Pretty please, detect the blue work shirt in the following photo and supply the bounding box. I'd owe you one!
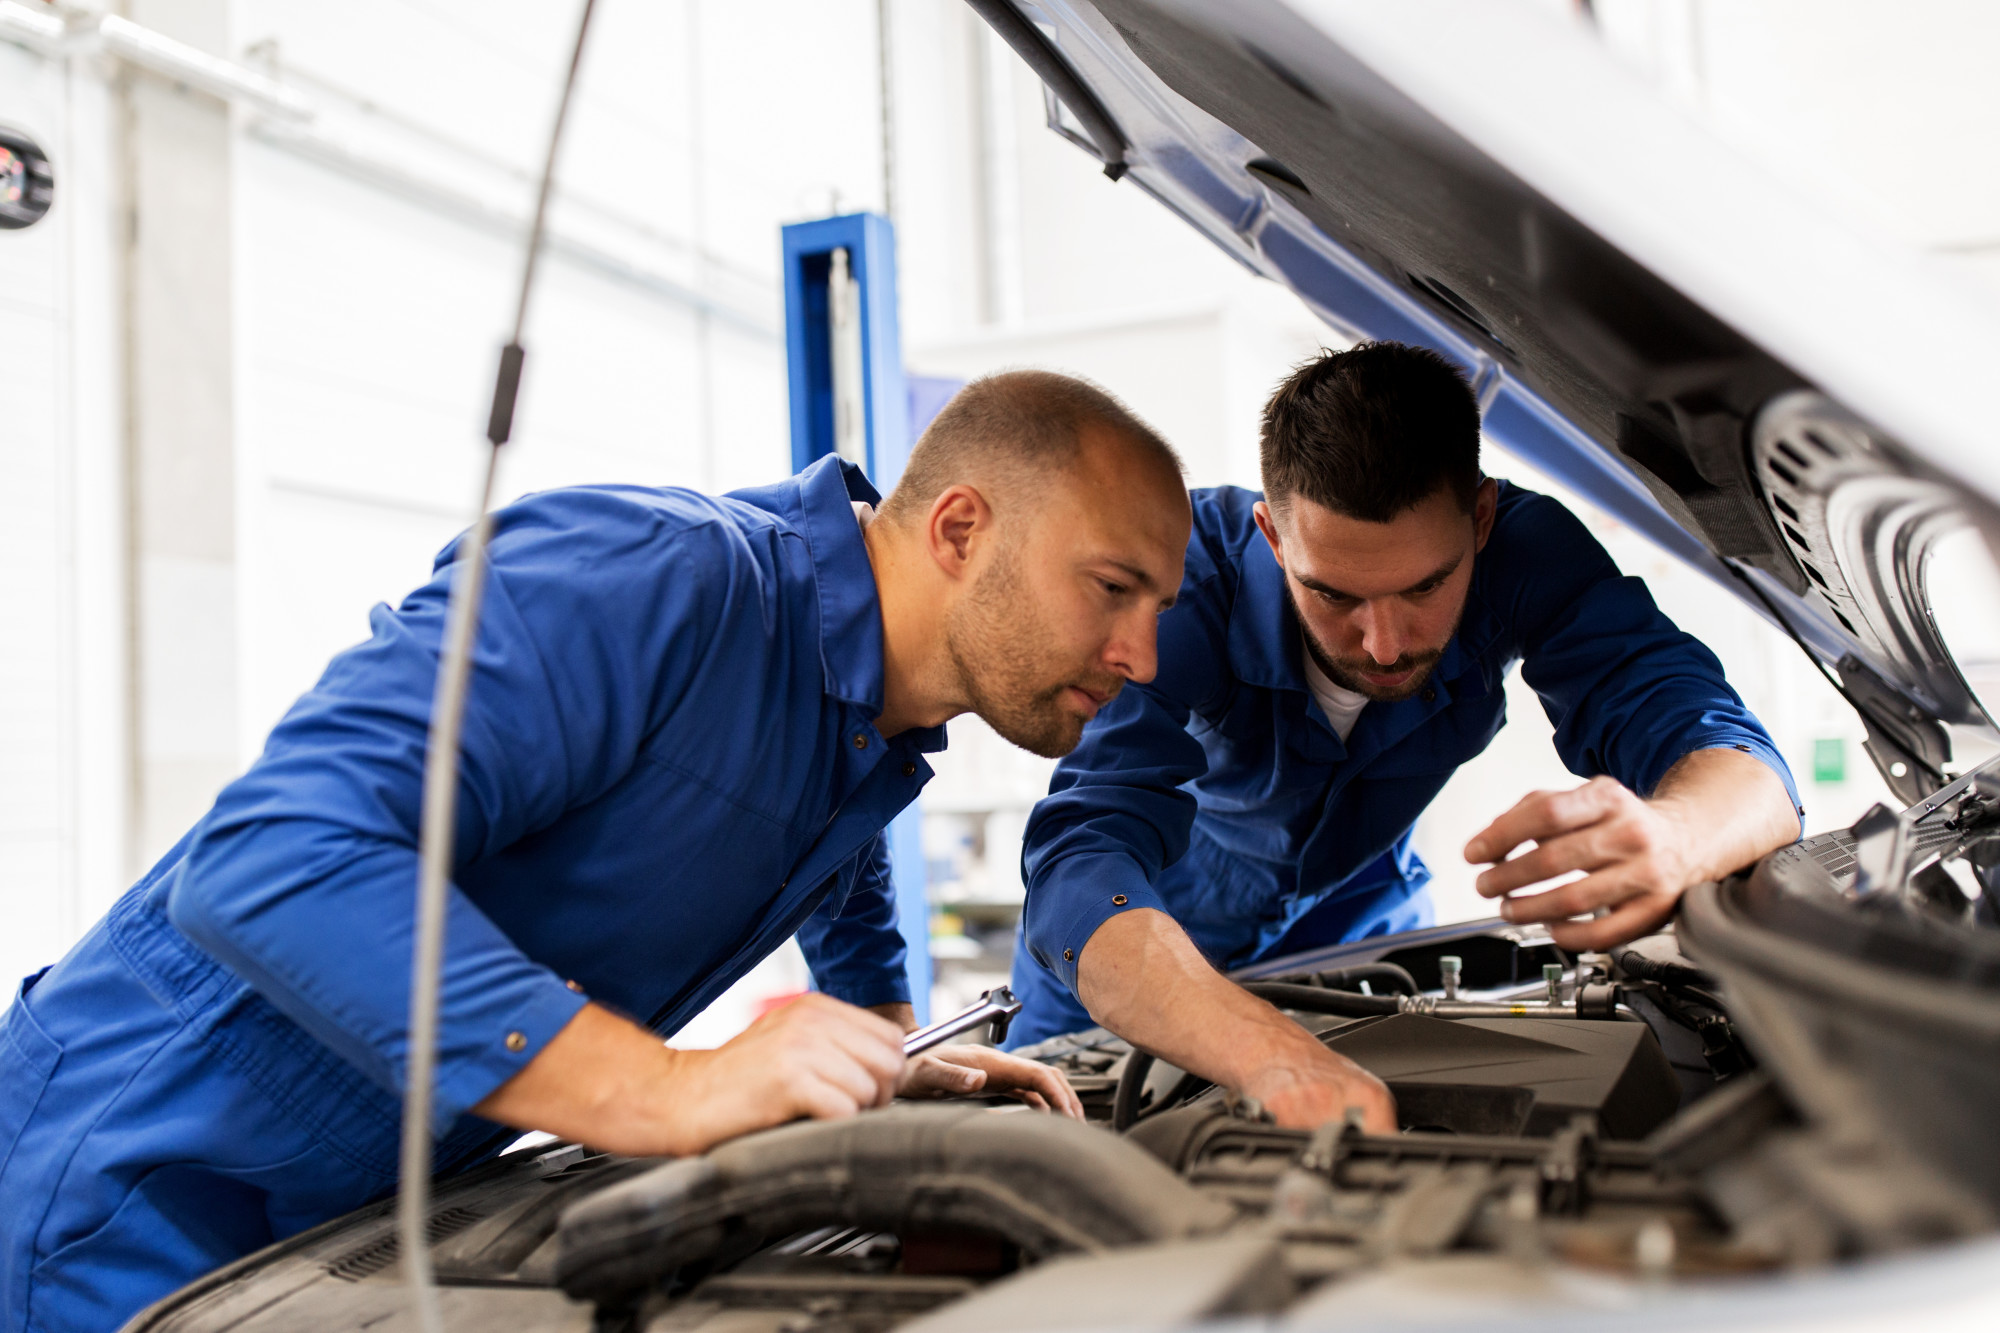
[1008,481,1798,1046]
[0,455,934,1332]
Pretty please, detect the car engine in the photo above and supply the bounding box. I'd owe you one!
[127,779,2000,1333]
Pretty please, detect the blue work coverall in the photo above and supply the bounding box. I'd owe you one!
[0,455,932,1332]
[1007,481,1800,1046]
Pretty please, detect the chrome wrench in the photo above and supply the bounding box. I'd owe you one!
[902,986,1023,1057]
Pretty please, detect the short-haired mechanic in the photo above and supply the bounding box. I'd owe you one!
[0,370,1189,1333]
[1007,342,1804,1132]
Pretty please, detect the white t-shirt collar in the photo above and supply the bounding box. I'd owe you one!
[1301,635,1369,742]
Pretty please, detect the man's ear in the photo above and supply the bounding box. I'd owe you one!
[1471,477,1499,554]
[926,484,992,581]
[1251,499,1288,571]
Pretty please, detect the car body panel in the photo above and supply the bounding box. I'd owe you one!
[994,0,2000,754]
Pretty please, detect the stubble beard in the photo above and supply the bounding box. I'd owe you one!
[944,544,1115,759]
[1296,591,1459,704]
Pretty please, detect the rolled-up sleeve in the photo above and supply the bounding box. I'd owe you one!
[796,834,913,1010]
[1507,493,1803,827]
[1021,701,1203,993]
[168,495,745,1131]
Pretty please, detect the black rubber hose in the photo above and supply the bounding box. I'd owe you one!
[1310,963,1419,996]
[1240,981,1403,1017]
[557,1105,1237,1303]
[1611,946,1713,990]
[1677,984,1731,1014]
[1111,1048,1156,1132]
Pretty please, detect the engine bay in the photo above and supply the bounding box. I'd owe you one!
[129,795,2000,1333]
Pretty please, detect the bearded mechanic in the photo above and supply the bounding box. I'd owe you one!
[1007,342,1804,1129]
[0,371,1192,1333]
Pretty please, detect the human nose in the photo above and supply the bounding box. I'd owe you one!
[1103,608,1159,685]
[1354,600,1406,666]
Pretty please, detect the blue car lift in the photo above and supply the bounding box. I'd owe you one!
[782,212,931,1022]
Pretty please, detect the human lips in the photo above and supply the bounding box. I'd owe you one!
[1063,684,1115,719]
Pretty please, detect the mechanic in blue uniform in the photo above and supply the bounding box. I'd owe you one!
[0,370,1193,1333]
[1008,343,1803,1130]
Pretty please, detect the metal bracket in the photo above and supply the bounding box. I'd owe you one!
[1840,654,1951,805]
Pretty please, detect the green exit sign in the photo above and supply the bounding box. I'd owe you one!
[1813,738,1846,784]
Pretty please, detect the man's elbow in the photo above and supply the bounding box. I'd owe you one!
[164,824,273,964]
[1073,908,1182,1031]
[165,856,240,958]
[1736,747,1804,845]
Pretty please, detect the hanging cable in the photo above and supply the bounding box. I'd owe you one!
[397,4,598,1329]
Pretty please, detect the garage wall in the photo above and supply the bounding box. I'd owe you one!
[228,0,888,764]
[3,0,1997,1003]
[0,34,124,992]
[0,0,894,995]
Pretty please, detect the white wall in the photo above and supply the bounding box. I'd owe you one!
[1592,0,2000,294]
[0,34,125,991]
[227,0,884,757]
[2,0,1996,1007]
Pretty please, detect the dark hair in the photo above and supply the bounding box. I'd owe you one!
[1259,342,1481,521]
[882,369,1181,522]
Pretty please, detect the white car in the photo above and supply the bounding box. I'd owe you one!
[130,3,2000,1330]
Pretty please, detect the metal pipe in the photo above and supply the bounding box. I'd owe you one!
[1247,981,1628,1021]
[246,118,776,338]
[98,15,313,121]
[0,0,63,55]
[0,6,774,336]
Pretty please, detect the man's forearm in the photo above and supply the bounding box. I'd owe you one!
[473,994,909,1158]
[1075,908,1394,1130]
[1650,746,1799,881]
[472,1002,695,1155]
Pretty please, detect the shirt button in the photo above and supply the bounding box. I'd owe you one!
[1112,894,1128,906]
[1421,687,1437,703]
[566,979,584,994]
[505,1031,527,1053]
[1063,948,1074,962]
[902,762,916,777]
[853,734,868,749]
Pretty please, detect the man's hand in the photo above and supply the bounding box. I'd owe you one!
[1077,908,1396,1134]
[657,994,908,1153]
[473,993,906,1159]
[868,1000,1084,1116]
[1239,1040,1395,1133]
[1467,775,1688,949]
[897,1044,1086,1117]
[1467,748,1799,950]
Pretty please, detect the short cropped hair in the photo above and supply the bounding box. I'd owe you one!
[881,370,1181,523]
[1260,342,1481,522]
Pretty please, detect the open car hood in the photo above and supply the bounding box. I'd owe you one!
[972,0,2000,801]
